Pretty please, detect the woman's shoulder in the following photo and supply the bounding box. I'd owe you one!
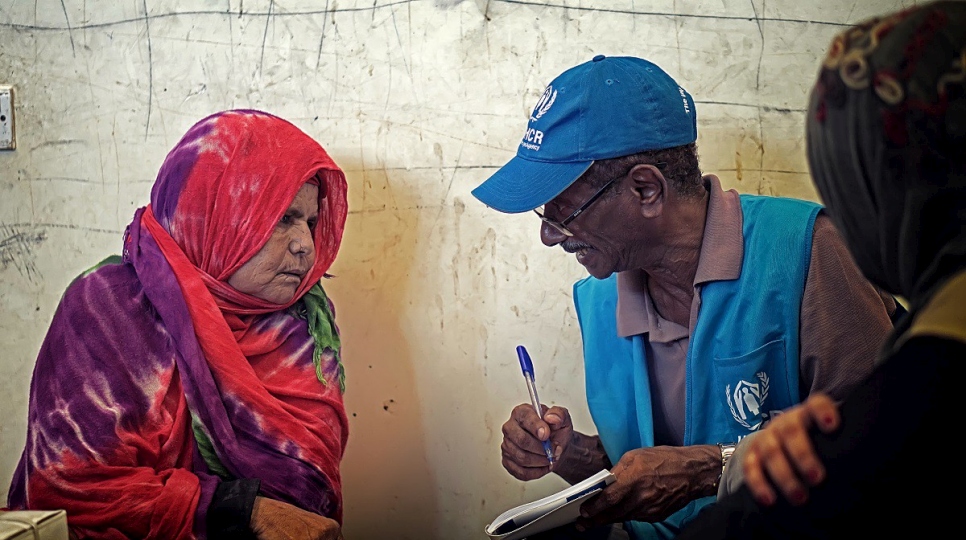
[45,256,175,372]
[57,255,149,317]
[67,254,130,287]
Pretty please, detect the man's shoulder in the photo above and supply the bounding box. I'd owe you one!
[808,212,842,243]
[739,195,823,244]
[739,193,823,213]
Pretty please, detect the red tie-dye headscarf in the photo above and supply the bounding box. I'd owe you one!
[135,108,351,515]
[145,109,346,314]
[8,110,350,538]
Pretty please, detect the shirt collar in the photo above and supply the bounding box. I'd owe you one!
[615,175,744,338]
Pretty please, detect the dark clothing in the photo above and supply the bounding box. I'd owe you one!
[678,334,966,539]
[679,3,966,538]
[208,479,261,540]
[805,1,966,305]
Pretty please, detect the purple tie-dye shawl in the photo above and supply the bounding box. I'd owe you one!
[7,110,350,539]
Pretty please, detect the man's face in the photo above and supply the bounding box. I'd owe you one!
[538,176,646,279]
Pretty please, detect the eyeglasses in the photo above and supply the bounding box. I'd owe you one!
[534,162,666,237]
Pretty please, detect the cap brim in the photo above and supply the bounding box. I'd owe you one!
[472,155,593,214]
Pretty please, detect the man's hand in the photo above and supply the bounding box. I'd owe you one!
[575,445,719,530]
[250,496,343,540]
[501,403,575,481]
[742,393,841,507]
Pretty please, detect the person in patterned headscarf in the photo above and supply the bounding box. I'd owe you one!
[7,110,350,540]
[677,2,966,537]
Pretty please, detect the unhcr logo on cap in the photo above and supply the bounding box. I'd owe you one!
[530,85,557,121]
[472,55,699,214]
[521,85,557,152]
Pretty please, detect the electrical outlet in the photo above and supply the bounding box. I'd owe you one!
[0,85,15,151]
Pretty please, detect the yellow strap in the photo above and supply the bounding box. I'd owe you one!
[0,516,40,540]
[0,511,66,540]
[898,271,966,347]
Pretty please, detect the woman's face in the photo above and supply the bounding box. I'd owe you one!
[228,183,319,303]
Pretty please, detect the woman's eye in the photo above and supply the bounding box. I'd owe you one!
[307,220,318,230]
[280,214,293,225]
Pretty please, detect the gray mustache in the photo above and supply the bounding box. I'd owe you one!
[561,241,591,253]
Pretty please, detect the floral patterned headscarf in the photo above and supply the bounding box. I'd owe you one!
[806,1,966,312]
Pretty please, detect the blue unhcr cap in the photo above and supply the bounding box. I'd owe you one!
[472,55,697,213]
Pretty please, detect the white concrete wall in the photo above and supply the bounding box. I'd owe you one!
[0,1,915,538]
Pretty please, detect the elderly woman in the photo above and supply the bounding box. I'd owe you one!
[676,1,966,538]
[7,110,349,540]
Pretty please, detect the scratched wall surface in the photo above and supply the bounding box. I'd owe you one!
[0,0,916,538]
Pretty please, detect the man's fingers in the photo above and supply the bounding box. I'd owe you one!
[578,490,609,520]
[501,429,547,479]
[548,430,572,458]
[501,457,549,480]
[501,437,552,468]
[502,413,549,452]
[501,450,551,480]
[544,405,571,427]
[578,485,630,528]
[586,498,637,529]
[510,403,552,441]
[580,457,634,520]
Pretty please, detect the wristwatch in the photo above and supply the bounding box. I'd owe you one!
[716,442,738,489]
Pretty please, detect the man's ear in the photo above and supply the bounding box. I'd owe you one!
[628,163,666,218]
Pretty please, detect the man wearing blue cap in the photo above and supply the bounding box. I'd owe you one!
[473,55,899,539]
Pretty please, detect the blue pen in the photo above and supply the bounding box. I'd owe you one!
[516,345,555,465]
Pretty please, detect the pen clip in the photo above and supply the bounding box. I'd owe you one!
[516,345,534,378]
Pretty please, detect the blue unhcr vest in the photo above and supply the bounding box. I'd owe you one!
[573,195,821,539]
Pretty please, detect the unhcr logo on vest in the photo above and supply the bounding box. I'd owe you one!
[521,85,557,152]
[726,372,770,431]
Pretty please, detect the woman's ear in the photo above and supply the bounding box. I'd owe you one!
[628,163,666,218]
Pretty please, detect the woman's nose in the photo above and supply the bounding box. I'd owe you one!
[289,224,315,256]
[540,221,567,247]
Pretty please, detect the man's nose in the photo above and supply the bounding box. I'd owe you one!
[540,221,567,247]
